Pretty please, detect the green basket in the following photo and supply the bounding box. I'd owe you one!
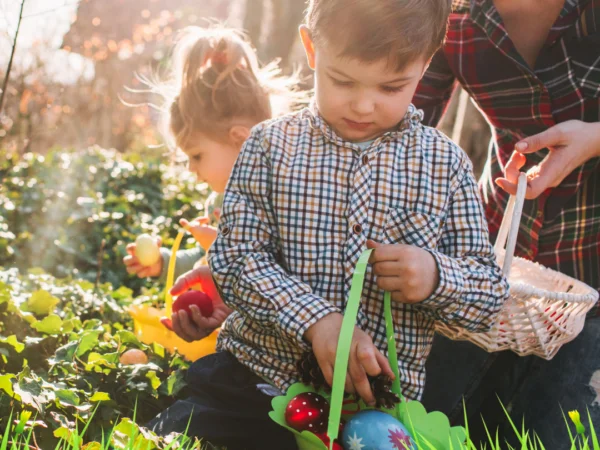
[269,249,467,450]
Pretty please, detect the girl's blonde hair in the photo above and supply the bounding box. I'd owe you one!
[162,26,303,150]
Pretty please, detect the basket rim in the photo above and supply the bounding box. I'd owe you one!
[497,251,599,304]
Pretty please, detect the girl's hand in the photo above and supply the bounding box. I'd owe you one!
[180,217,218,251]
[367,240,439,303]
[123,237,163,278]
[161,266,232,342]
[496,121,600,199]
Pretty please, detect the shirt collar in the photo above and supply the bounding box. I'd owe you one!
[468,0,585,69]
[470,0,586,43]
[303,102,423,151]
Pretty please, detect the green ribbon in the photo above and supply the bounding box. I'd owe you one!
[326,249,403,449]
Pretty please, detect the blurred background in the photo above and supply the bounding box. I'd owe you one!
[0,0,491,175]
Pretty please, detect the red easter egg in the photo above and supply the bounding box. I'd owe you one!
[285,392,330,433]
[172,290,214,317]
[314,432,343,450]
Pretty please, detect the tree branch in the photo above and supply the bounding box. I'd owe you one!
[0,0,26,116]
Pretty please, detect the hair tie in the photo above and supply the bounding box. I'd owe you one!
[210,51,229,66]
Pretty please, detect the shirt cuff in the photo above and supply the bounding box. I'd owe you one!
[278,293,340,347]
[420,250,466,309]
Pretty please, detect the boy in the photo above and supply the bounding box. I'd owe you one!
[148,0,509,448]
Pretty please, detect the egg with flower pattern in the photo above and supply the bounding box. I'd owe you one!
[341,410,415,450]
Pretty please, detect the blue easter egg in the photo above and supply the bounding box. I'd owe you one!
[341,410,415,450]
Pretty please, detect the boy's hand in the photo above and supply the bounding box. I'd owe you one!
[161,266,232,342]
[180,217,218,251]
[367,239,439,303]
[304,313,394,406]
[123,237,163,278]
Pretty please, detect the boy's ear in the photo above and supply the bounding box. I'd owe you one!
[299,25,316,70]
[229,125,251,148]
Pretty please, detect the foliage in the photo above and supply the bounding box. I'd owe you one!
[0,147,210,292]
[0,266,201,448]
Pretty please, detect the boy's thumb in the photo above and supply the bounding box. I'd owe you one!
[366,239,381,249]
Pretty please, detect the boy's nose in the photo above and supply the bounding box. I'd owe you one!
[350,93,375,116]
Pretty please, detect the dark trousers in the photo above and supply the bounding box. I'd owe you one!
[422,316,600,448]
[146,351,297,450]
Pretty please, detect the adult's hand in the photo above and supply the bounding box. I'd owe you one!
[496,120,600,199]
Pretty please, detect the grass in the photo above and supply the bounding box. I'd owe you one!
[1,403,597,450]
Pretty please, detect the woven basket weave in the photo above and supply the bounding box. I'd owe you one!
[436,173,599,360]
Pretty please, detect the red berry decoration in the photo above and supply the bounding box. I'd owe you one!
[285,392,330,433]
[172,290,214,317]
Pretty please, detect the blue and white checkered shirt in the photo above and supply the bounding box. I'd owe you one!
[208,104,509,400]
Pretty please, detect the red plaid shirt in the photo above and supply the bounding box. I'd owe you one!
[414,0,600,313]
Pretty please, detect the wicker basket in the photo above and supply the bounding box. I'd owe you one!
[436,173,599,360]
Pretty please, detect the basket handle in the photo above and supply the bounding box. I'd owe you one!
[325,249,402,449]
[493,172,527,278]
[164,229,187,315]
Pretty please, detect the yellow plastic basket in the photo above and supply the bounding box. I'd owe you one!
[128,228,218,361]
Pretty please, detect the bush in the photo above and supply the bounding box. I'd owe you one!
[0,148,214,447]
[0,147,211,291]
[0,268,197,448]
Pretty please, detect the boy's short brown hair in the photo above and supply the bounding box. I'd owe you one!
[306,0,452,71]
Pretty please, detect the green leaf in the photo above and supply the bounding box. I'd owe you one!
[89,391,111,402]
[0,373,15,397]
[112,286,133,300]
[159,370,187,397]
[152,341,165,358]
[0,334,25,353]
[115,329,140,346]
[32,314,63,334]
[21,290,59,316]
[13,376,48,412]
[76,330,101,357]
[51,340,79,363]
[75,280,95,291]
[56,388,80,407]
[85,352,118,372]
[0,281,11,305]
[14,410,32,435]
[146,370,161,391]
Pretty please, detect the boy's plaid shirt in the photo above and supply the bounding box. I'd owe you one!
[414,0,600,312]
[208,105,509,400]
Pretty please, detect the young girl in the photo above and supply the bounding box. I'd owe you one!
[123,25,302,343]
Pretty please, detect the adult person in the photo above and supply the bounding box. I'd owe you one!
[413,0,600,447]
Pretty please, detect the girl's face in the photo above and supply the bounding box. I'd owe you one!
[182,131,242,193]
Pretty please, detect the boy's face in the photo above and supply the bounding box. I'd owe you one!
[300,26,429,142]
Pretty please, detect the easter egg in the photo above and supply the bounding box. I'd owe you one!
[119,349,148,365]
[314,432,343,450]
[341,410,415,450]
[172,290,214,317]
[134,234,161,266]
[285,392,330,433]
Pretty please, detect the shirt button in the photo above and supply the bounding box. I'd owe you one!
[352,223,363,235]
[362,155,369,166]
[221,226,231,236]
